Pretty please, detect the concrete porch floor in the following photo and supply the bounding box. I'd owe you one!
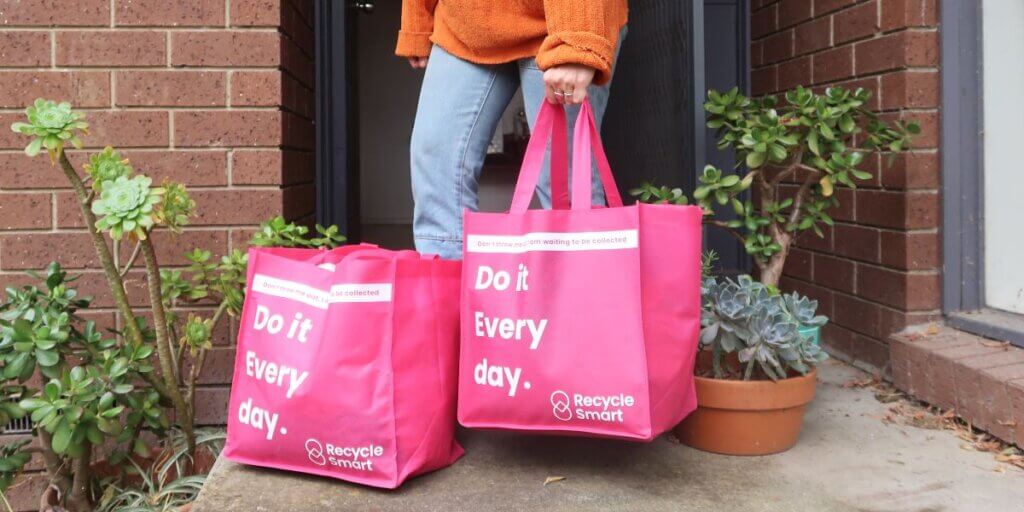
[193,360,1023,511]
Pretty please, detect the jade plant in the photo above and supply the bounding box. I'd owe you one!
[700,275,828,381]
[6,98,345,511]
[633,86,919,287]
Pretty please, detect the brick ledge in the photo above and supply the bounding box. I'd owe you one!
[890,324,1024,447]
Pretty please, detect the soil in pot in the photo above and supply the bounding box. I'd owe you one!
[674,352,817,456]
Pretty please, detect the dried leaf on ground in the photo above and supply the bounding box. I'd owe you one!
[544,476,567,486]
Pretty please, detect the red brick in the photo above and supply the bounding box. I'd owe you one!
[831,292,882,338]
[0,31,50,66]
[833,0,878,44]
[282,72,314,119]
[878,150,938,189]
[856,190,938,229]
[815,0,856,15]
[777,55,812,91]
[116,71,226,107]
[856,264,939,309]
[0,193,50,229]
[282,183,315,219]
[880,70,939,109]
[280,36,314,87]
[813,253,856,293]
[880,230,938,270]
[783,247,814,281]
[231,150,281,185]
[0,0,109,26]
[115,0,226,26]
[84,111,170,148]
[961,348,1024,371]
[830,186,855,222]
[182,347,235,384]
[282,150,314,185]
[171,31,280,67]
[878,308,935,340]
[0,71,110,108]
[189,190,282,225]
[822,322,854,357]
[174,111,281,147]
[762,29,795,64]
[0,232,100,270]
[752,40,765,67]
[127,150,229,186]
[880,0,937,31]
[880,110,938,149]
[752,3,778,38]
[232,70,281,106]
[194,386,230,425]
[854,30,938,75]
[0,153,76,189]
[849,333,889,371]
[833,223,880,262]
[794,17,831,55]
[752,65,778,96]
[777,0,813,28]
[126,229,229,266]
[812,44,853,83]
[231,0,282,26]
[794,223,833,252]
[56,30,167,66]
[55,192,86,228]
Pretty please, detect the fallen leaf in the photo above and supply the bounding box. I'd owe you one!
[925,324,940,335]
[981,340,1010,349]
[997,420,1017,427]
[544,476,567,486]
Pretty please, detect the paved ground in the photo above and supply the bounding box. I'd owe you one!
[193,360,1024,511]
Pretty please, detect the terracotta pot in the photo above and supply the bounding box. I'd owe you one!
[674,353,817,456]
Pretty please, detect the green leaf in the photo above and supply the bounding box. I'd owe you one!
[35,349,59,367]
[746,151,766,168]
[24,138,43,157]
[807,130,820,156]
[52,420,72,454]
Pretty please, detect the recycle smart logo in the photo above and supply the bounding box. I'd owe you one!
[305,438,326,466]
[550,391,572,421]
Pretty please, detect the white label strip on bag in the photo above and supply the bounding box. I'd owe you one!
[465,230,638,254]
[250,274,392,309]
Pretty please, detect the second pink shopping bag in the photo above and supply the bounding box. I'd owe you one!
[458,100,703,440]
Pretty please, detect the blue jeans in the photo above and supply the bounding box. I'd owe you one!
[410,42,621,259]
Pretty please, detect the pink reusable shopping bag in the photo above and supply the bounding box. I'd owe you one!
[458,100,703,440]
[223,245,463,488]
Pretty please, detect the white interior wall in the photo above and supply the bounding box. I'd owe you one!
[982,0,1024,314]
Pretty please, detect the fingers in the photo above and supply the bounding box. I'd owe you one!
[407,57,428,69]
[569,86,587,105]
[544,83,560,104]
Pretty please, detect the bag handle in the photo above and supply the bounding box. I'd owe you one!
[510,100,622,213]
[510,101,569,213]
[571,100,623,210]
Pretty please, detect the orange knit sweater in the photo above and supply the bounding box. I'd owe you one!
[396,1,628,85]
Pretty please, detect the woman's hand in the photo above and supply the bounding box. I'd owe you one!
[407,56,429,69]
[543,64,596,105]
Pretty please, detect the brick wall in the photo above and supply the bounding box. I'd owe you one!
[751,0,940,371]
[0,1,314,508]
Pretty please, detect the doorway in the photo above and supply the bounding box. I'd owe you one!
[314,0,749,272]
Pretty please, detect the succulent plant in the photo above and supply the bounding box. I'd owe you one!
[155,181,195,234]
[9,99,88,161]
[83,147,133,191]
[701,275,828,381]
[91,175,164,240]
[181,315,213,354]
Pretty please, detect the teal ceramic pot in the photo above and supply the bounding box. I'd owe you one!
[798,324,821,346]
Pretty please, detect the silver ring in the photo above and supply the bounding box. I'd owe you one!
[554,91,566,97]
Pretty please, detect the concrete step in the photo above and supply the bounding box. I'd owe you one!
[193,361,1024,512]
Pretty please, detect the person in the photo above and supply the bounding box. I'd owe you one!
[397,1,628,259]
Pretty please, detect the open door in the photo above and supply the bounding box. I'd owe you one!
[315,0,370,241]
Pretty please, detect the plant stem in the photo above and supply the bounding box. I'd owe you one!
[57,152,173,400]
[140,238,196,456]
[119,241,142,277]
[65,446,91,512]
[36,431,72,506]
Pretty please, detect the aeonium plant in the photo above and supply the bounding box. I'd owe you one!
[633,85,919,287]
[701,275,828,381]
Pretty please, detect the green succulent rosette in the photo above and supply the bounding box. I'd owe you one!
[9,99,88,161]
[156,181,195,234]
[91,175,164,240]
[182,315,213,354]
[83,147,133,191]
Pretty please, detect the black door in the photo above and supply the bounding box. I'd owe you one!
[314,0,369,241]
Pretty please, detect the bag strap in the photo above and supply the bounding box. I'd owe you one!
[510,101,569,213]
[571,100,623,210]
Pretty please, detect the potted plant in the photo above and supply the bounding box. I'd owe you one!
[673,275,827,455]
[633,85,918,454]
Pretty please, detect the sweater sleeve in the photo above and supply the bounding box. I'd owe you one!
[536,0,622,85]
[396,0,438,58]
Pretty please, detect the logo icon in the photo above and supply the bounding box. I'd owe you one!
[305,438,326,466]
[550,390,572,421]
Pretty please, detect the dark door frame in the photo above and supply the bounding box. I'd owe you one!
[314,0,361,241]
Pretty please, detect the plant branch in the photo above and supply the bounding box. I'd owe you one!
[706,219,747,246]
[788,170,820,227]
[119,241,142,277]
[57,152,173,400]
[140,237,196,456]
[65,446,91,512]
